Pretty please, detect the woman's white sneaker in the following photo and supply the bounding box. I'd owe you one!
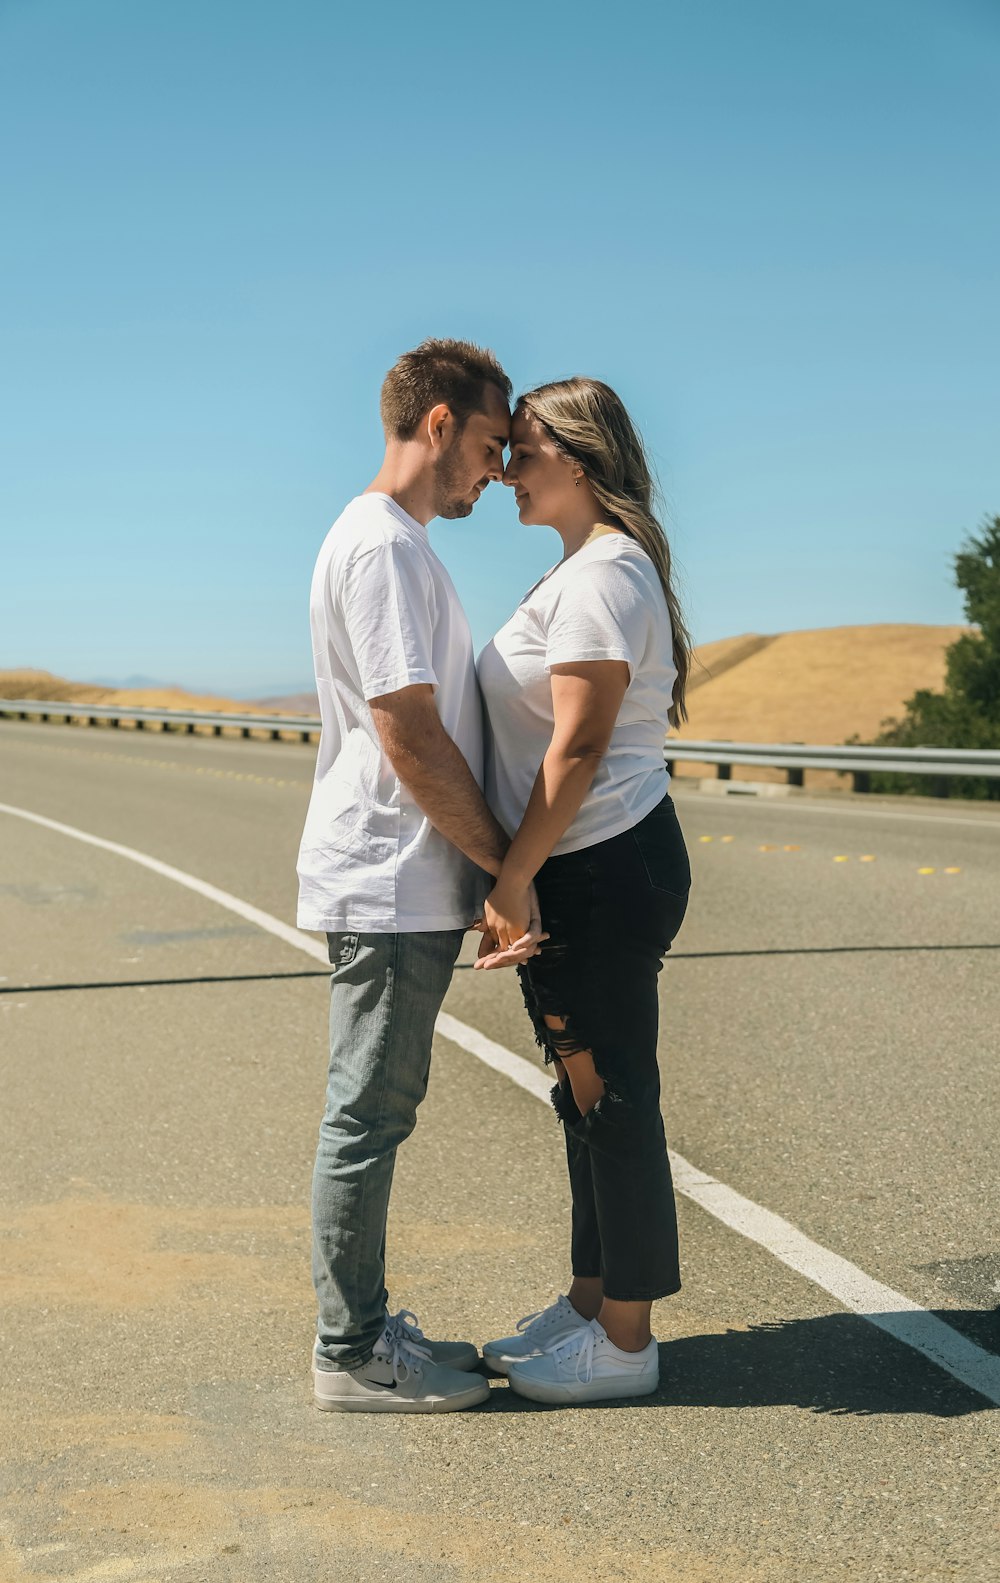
[482,1295,589,1374]
[506,1319,660,1404]
[313,1326,490,1413]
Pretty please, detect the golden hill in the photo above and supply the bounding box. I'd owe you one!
[0,669,282,716]
[679,624,971,746]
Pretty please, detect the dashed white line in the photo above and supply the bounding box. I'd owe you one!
[2,798,997,1409]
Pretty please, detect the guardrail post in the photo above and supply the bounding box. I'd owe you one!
[717,762,732,781]
[853,770,871,794]
[241,727,251,739]
[787,767,804,787]
[664,758,674,776]
[933,775,950,799]
[214,725,223,737]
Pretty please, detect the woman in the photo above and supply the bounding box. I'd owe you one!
[475,377,692,1405]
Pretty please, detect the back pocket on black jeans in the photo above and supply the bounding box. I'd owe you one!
[630,804,692,899]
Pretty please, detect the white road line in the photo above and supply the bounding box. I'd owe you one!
[435,1012,553,1103]
[0,801,330,965]
[3,798,998,1408]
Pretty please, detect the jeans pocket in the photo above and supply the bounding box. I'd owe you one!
[327,931,360,970]
[630,807,692,899]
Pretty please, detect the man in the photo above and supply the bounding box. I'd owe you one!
[297,338,539,1413]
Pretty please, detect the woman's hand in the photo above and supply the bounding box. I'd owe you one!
[472,880,548,970]
[484,875,532,953]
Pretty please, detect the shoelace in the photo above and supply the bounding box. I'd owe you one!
[386,1307,428,1348]
[515,1301,565,1340]
[545,1324,597,1384]
[376,1324,433,1384]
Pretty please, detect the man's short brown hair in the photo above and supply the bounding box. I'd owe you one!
[380,338,512,441]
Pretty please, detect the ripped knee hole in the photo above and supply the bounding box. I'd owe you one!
[541,1012,591,1060]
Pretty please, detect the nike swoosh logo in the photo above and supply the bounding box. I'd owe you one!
[370,1378,398,1389]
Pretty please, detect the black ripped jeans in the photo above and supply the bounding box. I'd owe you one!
[517,789,690,1302]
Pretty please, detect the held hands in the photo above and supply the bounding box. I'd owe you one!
[472,877,548,971]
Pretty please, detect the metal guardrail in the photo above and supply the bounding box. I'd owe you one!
[665,738,1000,796]
[3,701,999,796]
[0,699,320,742]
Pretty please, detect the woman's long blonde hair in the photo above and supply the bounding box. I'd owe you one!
[517,376,691,726]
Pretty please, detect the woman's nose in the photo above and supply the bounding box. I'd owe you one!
[502,458,516,486]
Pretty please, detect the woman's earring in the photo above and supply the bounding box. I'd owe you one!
[574,476,581,487]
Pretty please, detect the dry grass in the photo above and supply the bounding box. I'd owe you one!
[0,668,283,714]
[678,623,970,746]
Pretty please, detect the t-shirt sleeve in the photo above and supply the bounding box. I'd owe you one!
[544,560,648,677]
[338,540,438,700]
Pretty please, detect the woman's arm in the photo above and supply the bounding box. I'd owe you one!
[481,659,630,955]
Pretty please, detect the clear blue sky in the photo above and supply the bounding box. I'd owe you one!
[2,0,998,694]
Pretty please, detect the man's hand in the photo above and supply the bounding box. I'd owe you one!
[472,881,548,971]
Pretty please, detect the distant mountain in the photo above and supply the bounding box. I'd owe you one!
[85,673,178,691]
[84,676,319,706]
[250,690,320,713]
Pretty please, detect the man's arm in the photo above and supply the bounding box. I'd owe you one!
[368,683,509,876]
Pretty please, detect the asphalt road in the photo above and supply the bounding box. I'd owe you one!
[1,719,998,1583]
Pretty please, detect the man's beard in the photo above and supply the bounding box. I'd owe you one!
[432,437,477,520]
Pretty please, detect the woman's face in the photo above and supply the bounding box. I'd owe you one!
[502,408,578,526]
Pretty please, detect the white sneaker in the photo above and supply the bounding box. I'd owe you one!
[384,1307,479,1373]
[313,1325,490,1413]
[482,1295,588,1375]
[506,1319,660,1405]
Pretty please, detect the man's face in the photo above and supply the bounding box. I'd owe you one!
[432,386,510,520]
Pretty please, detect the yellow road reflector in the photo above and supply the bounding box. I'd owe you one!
[944,866,961,874]
[918,867,935,875]
[833,855,849,863]
[699,835,713,843]
[758,844,777,852]
[859,854,876,862]
[721,835,735,843]
[783,844,801,852]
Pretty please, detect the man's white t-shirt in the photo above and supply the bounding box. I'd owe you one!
[296,492,485,933]
[477,533,676,856]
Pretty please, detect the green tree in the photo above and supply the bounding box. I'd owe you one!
[863,514,1000,798]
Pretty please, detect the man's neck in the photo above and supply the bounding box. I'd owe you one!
[365,445,435,526]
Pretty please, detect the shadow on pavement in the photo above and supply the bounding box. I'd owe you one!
[664,942,1000,961]
[450,943,1000,971]
[484,1310,999,1417]
[0,969,330,994]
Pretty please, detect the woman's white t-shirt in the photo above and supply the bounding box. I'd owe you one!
[477,533,676,856]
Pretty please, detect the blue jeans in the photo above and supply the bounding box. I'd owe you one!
[311,928,465,1372]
